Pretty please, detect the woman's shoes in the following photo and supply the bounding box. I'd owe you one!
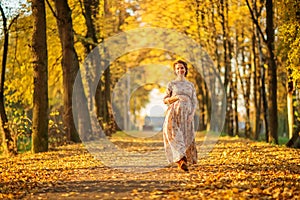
[177,156,189,172]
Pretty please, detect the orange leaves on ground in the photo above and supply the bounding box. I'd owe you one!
[1,136,300,199]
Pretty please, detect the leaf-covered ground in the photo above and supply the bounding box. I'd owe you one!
[1,134,300,199]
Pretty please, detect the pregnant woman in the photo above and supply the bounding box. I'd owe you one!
[163,60,198,172]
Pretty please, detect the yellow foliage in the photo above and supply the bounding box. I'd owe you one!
[277,0,300,81]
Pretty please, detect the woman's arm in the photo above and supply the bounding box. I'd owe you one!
[163,82,179,105]
[164,95,179,104]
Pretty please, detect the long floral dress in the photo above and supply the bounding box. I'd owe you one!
[163,79,198,164]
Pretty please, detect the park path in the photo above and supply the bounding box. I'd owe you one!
[1,134,300,199]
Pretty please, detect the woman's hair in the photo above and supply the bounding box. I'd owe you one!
[173,59,188,77]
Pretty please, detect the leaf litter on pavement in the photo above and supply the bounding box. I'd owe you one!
[1,133,300,199]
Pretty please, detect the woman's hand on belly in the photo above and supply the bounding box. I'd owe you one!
[177,95,189,102]
[166,95,179,104]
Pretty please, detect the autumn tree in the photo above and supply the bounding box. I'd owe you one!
[81,0,98,54]
[246,0,278,144]
[277,0,300,148]
[94,0,129,135]
[250,2,263,140]
[248,0,270,141]
[31,0,49,153]
[80,0,98,115]
[0,4,18,155]
[52,0,92,142]
[265,0,278,144]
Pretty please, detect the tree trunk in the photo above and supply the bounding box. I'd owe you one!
[245,0,278,144]
[262,64,269,142]
[199,78,207,131]
[287,72,294,139]
[219,0,232,135]
[83,0,98,53]
[95,62,114,136]
[104,64,115,135]
[286,125,300,148]
[31,0,49,153]
[195,0,208,131]
[82,0,98,111]
[0,5,16,155]
[228,80,234,136]
[245,64,251,139]
[234,33,240,136]
[53,0,91,142]
[195,72,207,131]
[256,27,269,142]
[211,3,221,73]
[239,33,251,138]
[94,0,119,136]
[233,64,238,136]
[252,25,261,140]
[266,0,278,144]
[226,4,234,136]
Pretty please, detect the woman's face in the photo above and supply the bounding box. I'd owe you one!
[175,63,186,77]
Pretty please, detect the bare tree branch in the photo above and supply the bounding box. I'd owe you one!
[245,0,267,44]
[8,14,19,30]
[45,0,59,19]
[0,3,8,90]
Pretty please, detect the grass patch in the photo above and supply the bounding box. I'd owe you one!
[17,135,32,153]
[278,136,289,145]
